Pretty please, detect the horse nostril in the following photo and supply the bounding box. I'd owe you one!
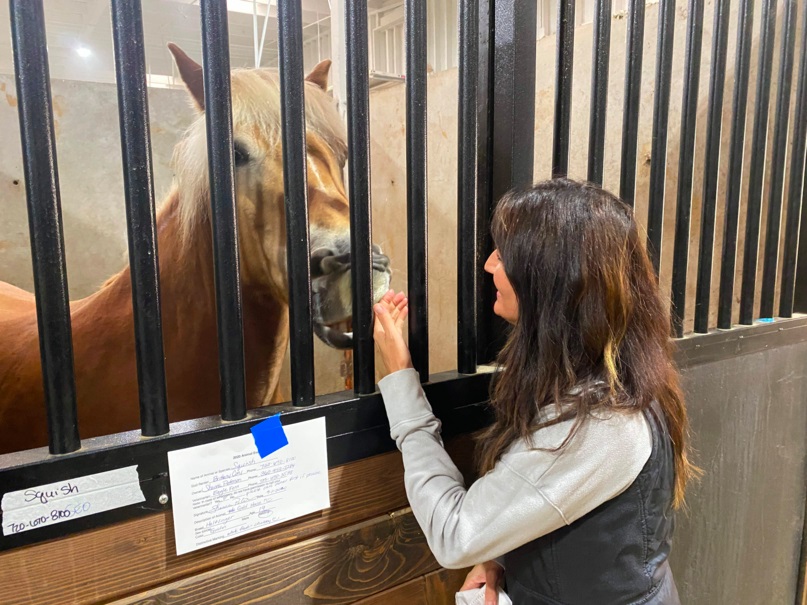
[311,248,335,277]
[372,252,390,272]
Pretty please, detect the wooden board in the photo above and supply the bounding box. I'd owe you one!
[353,567,470,605]
[0,436,478,605]
[111,509,438,604]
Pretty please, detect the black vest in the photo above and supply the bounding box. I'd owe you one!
[502,404,681,604]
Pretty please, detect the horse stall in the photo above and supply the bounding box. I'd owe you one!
[0,0,806,603]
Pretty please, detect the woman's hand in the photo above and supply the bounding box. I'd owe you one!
[372,290,413,374]
[460,560,504,605]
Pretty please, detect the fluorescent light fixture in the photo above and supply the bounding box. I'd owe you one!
[76,46,92,58]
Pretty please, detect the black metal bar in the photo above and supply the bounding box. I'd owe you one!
[646,0,677,273]
[9,0,80,455]
[406,0,429,382]
[780,2,807,318]
[110,0,169,436]
[199,1,248,418]
[458,0,479,374]
[619,0,646,206]
[760,0,797,318]
[694,0,732,333]
[476,0,498,365]
[739,0,777,325]
[718,0,755,330]
[277,0,315,404]
[670,0,705,337]
[552,0,575,178]
[797,157,807,313]
[345,0,375,394]
[588,0,612,186]
[486,0,536,362]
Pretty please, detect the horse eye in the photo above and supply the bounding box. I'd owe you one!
[233,143,250,167]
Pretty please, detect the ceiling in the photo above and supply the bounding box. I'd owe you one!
[0,0,334,85]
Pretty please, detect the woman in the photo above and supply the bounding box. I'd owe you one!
[372,179,698,604]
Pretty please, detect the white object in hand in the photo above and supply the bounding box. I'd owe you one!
[455,585,513,605]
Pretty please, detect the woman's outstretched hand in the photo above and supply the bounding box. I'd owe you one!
[460,561,504,605]
[372,290,413,375]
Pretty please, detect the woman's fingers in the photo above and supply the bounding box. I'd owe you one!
[460,564,487,591]
[395,307,409,331]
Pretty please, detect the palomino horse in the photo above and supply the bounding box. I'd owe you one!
[0,45,391,455]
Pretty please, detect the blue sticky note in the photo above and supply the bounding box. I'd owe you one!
[250,414,289,458]
[757,317,775,323]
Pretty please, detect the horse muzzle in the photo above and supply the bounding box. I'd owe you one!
[311,244,392,349]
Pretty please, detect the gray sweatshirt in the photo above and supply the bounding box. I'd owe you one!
[377,368,652,570]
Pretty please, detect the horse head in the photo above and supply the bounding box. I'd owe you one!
[168,44,391,349]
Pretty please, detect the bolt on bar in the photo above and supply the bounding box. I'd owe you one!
[780,2,807,318]
[588,0,612,186]
[552,0,575,178]
[10,0,80,455]
[458,0,479,374]
[646,0,676,274]
[619,0,645,207]
[110,0,169,436]
[199,1,248,418]
[406,0,429,382]
[739,0,777,325]
[694,0,732,334]
[345,0,375,394]
[670,0,705,337]
[278,0,316,404]
[718,0,755,330]
[760,0,798,319]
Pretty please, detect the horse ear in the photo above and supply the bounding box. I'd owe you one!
[305,59,331,91]
[168,43,205,111]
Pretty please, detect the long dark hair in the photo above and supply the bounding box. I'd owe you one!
[477,179,698,508]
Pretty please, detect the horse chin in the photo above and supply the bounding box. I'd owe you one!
[313,322,353,349]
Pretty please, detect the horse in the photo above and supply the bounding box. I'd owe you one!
[0,44,391,455]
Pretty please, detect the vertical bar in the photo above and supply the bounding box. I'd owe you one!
[797,156,807,313]
[760,0,797,318]
[718,0,755,329]
[694,0,732,333]
[588,0,612,185]
[199,1,248,418]
[670,0,705,337]
[476,0,497,365]
[646,0,676,273]
[552,0,575,178]
[345,0,375,394]
[739,0,777,324]
[278,0,316,404]
[458,0,479,374]
[9,0,80,454]
[619,0,646,206]
[110,0,169,436]
[406,0,429,381]
[780,2,807,318]
[485,0,536,362]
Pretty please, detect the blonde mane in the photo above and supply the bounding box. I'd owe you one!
[170,68,348,244]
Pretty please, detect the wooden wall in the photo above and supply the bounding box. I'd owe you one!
[0,437,476,604]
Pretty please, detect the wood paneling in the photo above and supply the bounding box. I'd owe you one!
[112,510,437,604]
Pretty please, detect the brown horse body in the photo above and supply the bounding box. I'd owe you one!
[0,48,391,455]
[0,192,288,454]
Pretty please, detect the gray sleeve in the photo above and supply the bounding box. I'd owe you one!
[377,368,651,570]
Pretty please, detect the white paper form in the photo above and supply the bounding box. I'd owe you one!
[167,417,329,555]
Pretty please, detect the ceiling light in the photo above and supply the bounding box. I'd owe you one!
[76,46,92,58]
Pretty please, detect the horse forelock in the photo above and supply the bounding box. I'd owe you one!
[170,68,348,248]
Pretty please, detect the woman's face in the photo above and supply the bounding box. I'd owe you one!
[484,249,518,324]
